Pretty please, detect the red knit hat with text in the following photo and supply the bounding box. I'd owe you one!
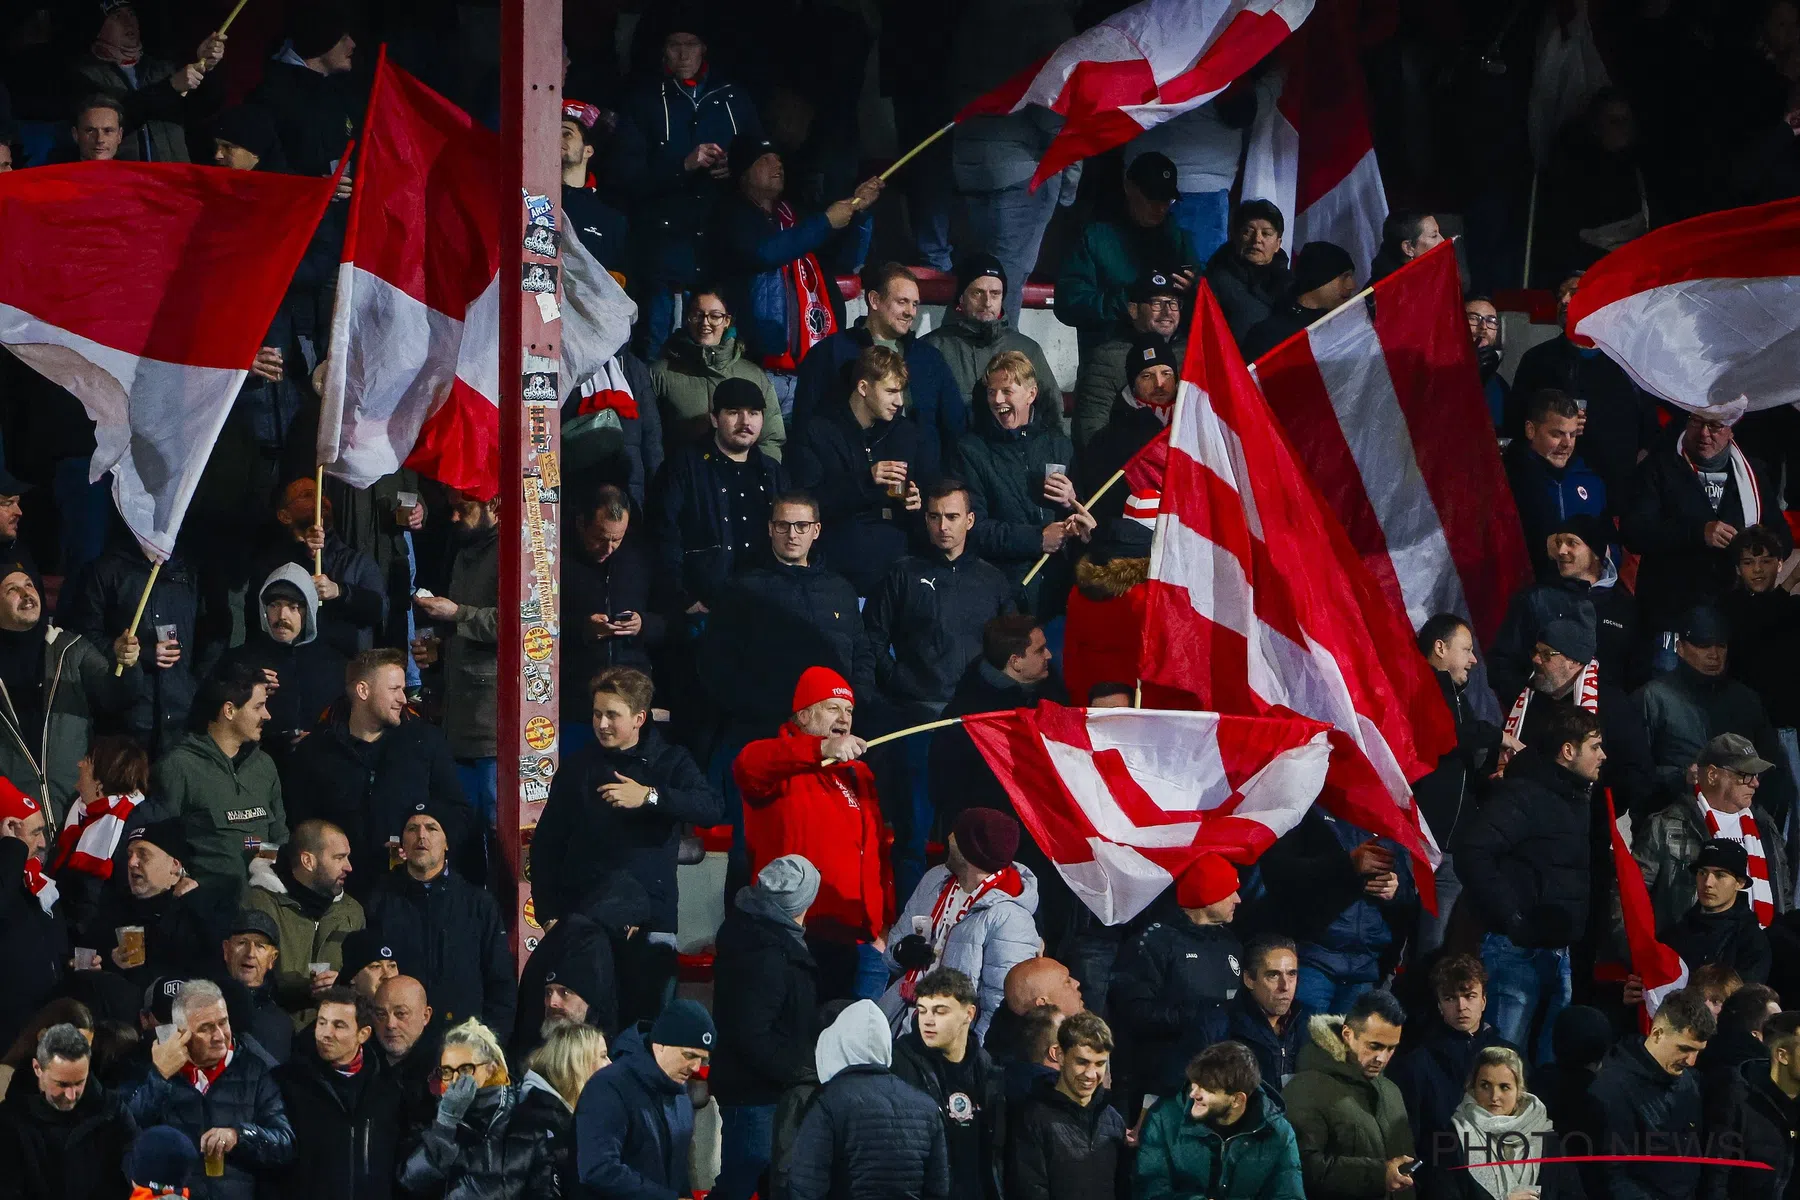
[1175,853,1239,909]
[792,666,855,713]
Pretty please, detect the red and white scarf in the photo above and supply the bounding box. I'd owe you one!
[899,866,1024,1002]
[1678,431,1761,528]
[182,1048,233,1094]
[51,790,146,881]
[576,356,639,419]
[1697,793,1775,926]
[1504,659,1600,741]
[23,856,57,915]
[765,201,837,372]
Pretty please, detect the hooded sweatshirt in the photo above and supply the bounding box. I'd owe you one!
[817,999,893,1083]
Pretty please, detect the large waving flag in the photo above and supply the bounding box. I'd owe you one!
[959,0,1314,190]
[1567,196,1800,418]
[1605,790,1688,1026]
[0,163,335,558]
[1139,282,1454,904]
[320,53,633,500]
[1241,0,1388,276]
[1251,244,1530,641]
[963,702,1332,924]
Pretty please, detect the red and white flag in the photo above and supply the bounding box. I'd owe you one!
[1250,244,1530,641]
[1140,283,1454,902]
[963,702,1332,924]
[320,54,633,500]
[1567,196,1800,418]
[1605,790,1688,1027]
[1241,0,1388,277]
[0,163,335,559]
[958,0,1314,190]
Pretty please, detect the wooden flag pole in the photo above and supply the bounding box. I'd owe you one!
[217,0,252,35]
[113,560,164,677]
[312,464,325,575]
[878,121,955,182]
[1019,467,1127,587]
[821,716,962,766]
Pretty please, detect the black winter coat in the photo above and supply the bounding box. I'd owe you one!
[1387,1021,1517,1154]
[1718,586,1800,729]
[59,543,197,756]
[575,1032,696,1200]
[950,397,1076,589]
[0,1080,137,1200]
[509,1082,579,1195]
[250,61,360,180]
[1511,680,1657,820]
[648,441,787,610]
[364,867,516,1039]
[1195,990,1314,1088]
[1489,575,1638,698]
[0,838,64,1052]
[865,550,1014,706]
[510,907,639,1066]
[1206,243,1292,348]
[700,560,875,728]
[789,402,927,597]
[1078,402,1165,527]
[710,898,820,1106]
[1666,897,1771,984]
[891,1031,1007,1200]
[280,713,474,902]
[930,659,1068,828]
[79,879,233,989]
[1005,1078,1126,1200]
[399,1084,559,1200]
[1111,913,1244,1097]
[124,1045,296,1200]
[1620,440,1777,634]
[1589,1037,1705,1200]
[1412,670,1502,848]
[272,1050,406,1200]
[532,729,720,933]
[786,1064,950,1200]
[1701,1055,1800,1200]
[1509,336,1663,502]
[560,533,667,724]
[250,533,387,658]
[219,632,346,760]
[1453,750,1595,948]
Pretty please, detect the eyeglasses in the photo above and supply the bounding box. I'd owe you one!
[437,1063,483,1083]
[1142,299,1181,312]
[1465,315,1500,330]
[689,311,731,326]
[771,520,819,535]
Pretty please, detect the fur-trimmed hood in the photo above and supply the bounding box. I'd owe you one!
[1307,1013,1349,1061]
[1075,554,1148,601]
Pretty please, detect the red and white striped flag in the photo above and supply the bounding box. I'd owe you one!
[1250,244,1530,641]
[1140,283,1453,903]
[320,54,633,500]
[963,702,1332,924]
[1241,0,1388,276]
[1605,790,1688,1026]
[958,0,1314,190]
[1567,196,1800,419]
[0,163,335,559]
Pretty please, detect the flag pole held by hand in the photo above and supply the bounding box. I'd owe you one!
[114,559,164,677]
[217,0,251,35]
[312,464,325,575]
[1020,467,1127,586]
[878,121,956,183]
[820,716,962,765]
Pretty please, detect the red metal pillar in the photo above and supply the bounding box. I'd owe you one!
[498,0,564,968]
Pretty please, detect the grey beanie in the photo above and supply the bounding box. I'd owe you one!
[757,854,821,921]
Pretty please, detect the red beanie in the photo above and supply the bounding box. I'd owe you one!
[792,666,854,713]
[0,778,38,823]
[1175,853,1238,909]
[952,808,1020,873]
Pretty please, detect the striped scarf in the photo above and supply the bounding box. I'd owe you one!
[1697,794,1774,926]
[899,866,1023,1002]
[51,791,146,880]
[1504,659,1599,741]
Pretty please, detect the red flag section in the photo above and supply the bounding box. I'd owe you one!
[1138,283,1454,907]
[1251,244,1530,642]
[1605,789,1689,1028]
[0,162,336,558]
[962,702,1333,925]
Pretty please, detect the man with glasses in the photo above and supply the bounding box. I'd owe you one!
[650,288,786,458]
[1073,267,1187,449]
[1465,297,1508,431]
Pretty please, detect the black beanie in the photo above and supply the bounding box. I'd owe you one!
[955,252,1007,300]
[212,106,281,166]
[290,6,352,60]
[1291,241,1355,295]
[1126,334,1178,380]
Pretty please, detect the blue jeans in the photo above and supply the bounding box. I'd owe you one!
[1170,189,1231,266]
[715,1104,777,1200]
[456,758,498,827]
[53,457,112,577]
[1296,966,1373,1015]
[892,730,935,903]
[402,530,421,689]
[961,171,1071,327]
[641,287,683,362]
[1481,933,1571,1064]
[1415,854,1463,959]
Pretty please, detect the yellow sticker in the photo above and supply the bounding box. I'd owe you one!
[523,625,554,660]
[524,715,556,751]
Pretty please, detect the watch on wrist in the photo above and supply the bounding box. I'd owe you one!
[645,787,659,808]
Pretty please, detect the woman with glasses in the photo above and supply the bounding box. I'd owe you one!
[400,1019,560,1199]
[514,1025,613,1193]
[650,287,788,459]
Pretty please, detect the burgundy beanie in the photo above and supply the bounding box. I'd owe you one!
[1175,853,1239,909]
[952,808,1020,874]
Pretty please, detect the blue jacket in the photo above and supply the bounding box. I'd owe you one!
[1502,439,1607,568]
[1198,990,1315,1089]
[1254,809,1413,985]
[790,325,967,475]
[1387,1019,1517,1154]
[606,71,761,286]
[709,193,861,364]
[576,1028,695,1200]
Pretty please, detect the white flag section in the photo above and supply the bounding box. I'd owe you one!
[0,163,334,559]
[1567,196,1800,417]
[957,0,1314,188]
[962,702,1332,924]
[321,53,633,500]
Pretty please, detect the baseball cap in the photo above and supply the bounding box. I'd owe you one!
[1130,267,1182,304]
[227,908,281,944]
[1680,606,1730,648]
[1126,151,1179,204]
[1698,733,1774,776]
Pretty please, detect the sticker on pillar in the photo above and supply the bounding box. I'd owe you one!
[523,896,543,931]
[538,450,562,489]
[523,372,558,402]
[523,191,555,227]
[522,777,550,804]
[524,716,556,752]
[520,596,542,623]
[523,625,554,660]
[523,223,560,258]
[521,754,556,782]
[522,263,558,294]
[524,663,552,705]
[527,405,551,451]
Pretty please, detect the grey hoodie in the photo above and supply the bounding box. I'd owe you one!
[258,562,320,647]
[816,1000,892,1084]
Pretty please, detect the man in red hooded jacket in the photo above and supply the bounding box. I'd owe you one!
[732,665,894,1002]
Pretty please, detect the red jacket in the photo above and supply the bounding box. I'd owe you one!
[732,725,893,943]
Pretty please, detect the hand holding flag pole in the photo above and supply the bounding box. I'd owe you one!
[1020,468,1126,586]
[820,716,962,765]
[113,560,164,677]
[312,464,325,575]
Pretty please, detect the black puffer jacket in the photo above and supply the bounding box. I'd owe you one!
[363,867,517,1040]
[788,400,928,598]
[1665,896,1771,984]
[700,560,876,727]
[0,1078,137,1200]
[1005,1077,1126,1200]
[398,1084,558,1200]
[710,889,820,1107]
[950,393,1076,590]
[124,1044,296,1200]
[1411,669,1502,849]
[272,1049,406,1200]
[0,838,65,1053]
[864,549,1014,706]
[1453,749,1595,948]
[1110,912,1244,1097]
[1701,1054,1800,1200]
[1205,242,1292,348]
[1588,1036,1704,1200]
[787,1064,950,1200]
